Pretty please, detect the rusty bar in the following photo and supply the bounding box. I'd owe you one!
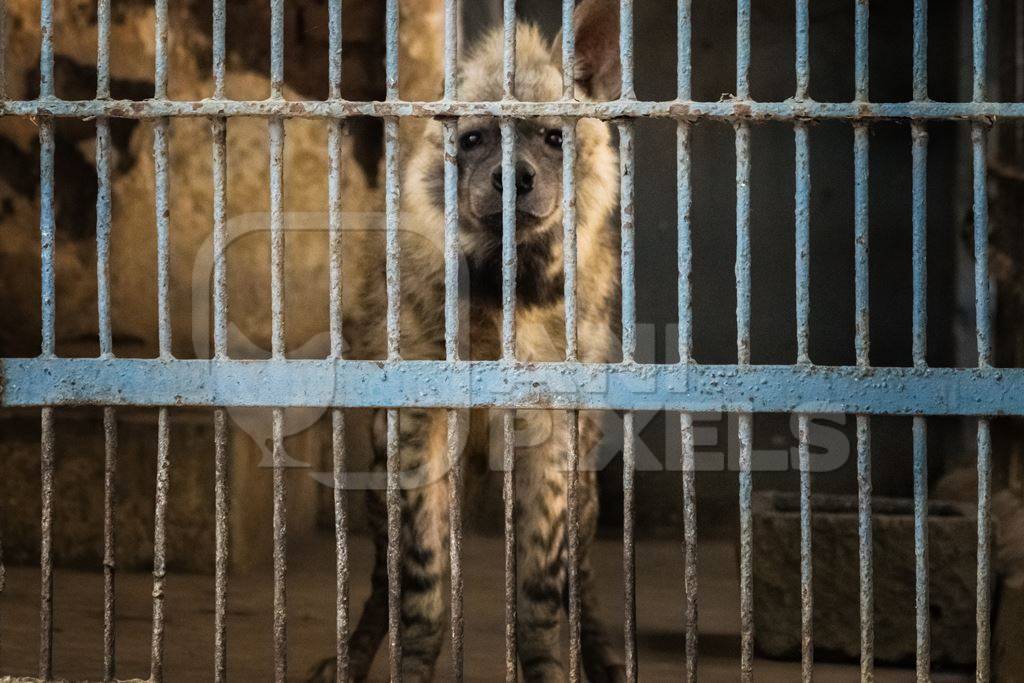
[558,410,578,683]
[620,0,635,100]
[446,408,464,682]
[39,117,55,357]
[210,2,229,679]
[500,5,517,676]
[621,410,637,681]
[213,408,229,683]
[150,408,170,683]
[737,413,754,683]
[677,2,696,672]
[442,2,463,678]
[735,3,753,673]
[500,119,517,361]
[267,2,287,679]
[797,414,813,681]
[972,0,992,672]
[620,122,637,363]
[39,408,54,679]
[327,2,349,678]
[853,3,874,676]
[102,407,117,681]
[39,0,53,98]
[271,408,288,683]
[7,98,1024,121]
[502,410,517,683]
[154,115,171,357]
[911,0,930,663]
[386,409,402,682]
[383,2,403,676]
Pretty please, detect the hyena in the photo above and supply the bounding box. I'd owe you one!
[315,1,624,680]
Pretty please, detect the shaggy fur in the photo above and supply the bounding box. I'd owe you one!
[312,2,623,680]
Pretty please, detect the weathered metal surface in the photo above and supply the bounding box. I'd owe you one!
[3,359,1024,414]
[4,98,1024,121]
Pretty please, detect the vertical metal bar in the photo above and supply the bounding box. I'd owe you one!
[734,3,753,677]
[37,2,56,673]
[212,408,229,683]
[96,3,117,675]
[500,4,518,681]
[39,124,56,357]
[972,2,991,677]
[797,415,813,682]
[39,408,54,680]
[561,409,580,683]
[501,409,516,683]
[36,0,59,676]
[267,2,288,679]
[911,2,930,679]
[150,408,170,683]
[270,408,288,683]
[793,3,813,678]
[442,1,464,679]
[677,3,697,676]
[618,3,637,673]
[383,2,403,680]
[327,2,349,680]
[852,3,874,679]
[618,64,637,683]
[209,3,229,681]
[154,0,171,358]
[102,407,117,682]
[500,123,517,362]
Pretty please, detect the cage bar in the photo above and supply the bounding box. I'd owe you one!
[911,2,930,678]
[794,6,812,676]
[326,0,350,678]
[852,2,875,678]
[441,0,465,678]
[8,98,1024,121]
[500,2,518,680]
[383,0,404,678]
[735,3,754,677]
[618,43,638,680]
[38,408,54,679]
[676,1,697,678]
[150,408,170,683]
[209,2,230,680]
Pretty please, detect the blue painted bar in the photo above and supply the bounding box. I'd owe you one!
[795,124,810,364]
[500,121,517,361]
[620,122,637,363]
[677,0,692,101]
[4,358,1024,414]
[39,120,55,358]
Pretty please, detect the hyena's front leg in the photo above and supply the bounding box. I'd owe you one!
[348,408,451,681]
[514,409,570,682]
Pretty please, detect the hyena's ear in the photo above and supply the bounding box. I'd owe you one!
[566,0,621,100]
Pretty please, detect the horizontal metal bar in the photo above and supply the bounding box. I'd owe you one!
[3,359,1024,414]
[4,98,1024,121]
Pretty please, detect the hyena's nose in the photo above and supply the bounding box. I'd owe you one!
[491,161,536,195]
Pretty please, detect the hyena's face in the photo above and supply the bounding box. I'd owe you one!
[454,115,566,239]
[407,3,622,305]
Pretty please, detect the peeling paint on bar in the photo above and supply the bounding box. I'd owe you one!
[3,359,1024,414]
[5,98,1024,121]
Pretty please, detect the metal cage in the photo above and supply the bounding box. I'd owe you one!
[1,0,1023,681]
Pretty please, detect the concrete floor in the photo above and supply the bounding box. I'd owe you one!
[0,535,969,682]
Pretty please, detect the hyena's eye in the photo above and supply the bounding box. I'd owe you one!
[544,129,563,149]
[459,131,483,151]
